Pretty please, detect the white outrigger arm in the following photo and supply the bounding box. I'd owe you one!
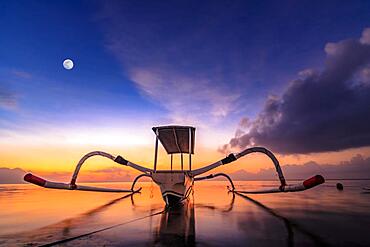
[191,147,325,194]
[24,151,152,193]
[24,126,325,204]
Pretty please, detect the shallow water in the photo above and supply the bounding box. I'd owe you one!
[0,180,369,246]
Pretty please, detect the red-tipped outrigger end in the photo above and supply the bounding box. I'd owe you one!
[303,175,325,189]
[24,173,46,187]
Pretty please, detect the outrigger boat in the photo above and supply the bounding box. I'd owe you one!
[24,125,325,206]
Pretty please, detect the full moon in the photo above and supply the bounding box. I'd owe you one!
[63,59,74,70]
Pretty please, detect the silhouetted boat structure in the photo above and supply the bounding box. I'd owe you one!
[24,125,325,206]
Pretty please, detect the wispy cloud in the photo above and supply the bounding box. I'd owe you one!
[0,84,17,110]
[0,69,32,111]
[0,166,141,184]
[0,168,26,184]
[3,153,369,183]
[129,68,239,124]
[35,167,139,183]
[96,2,260,126]
[222,27,370,154]
[11,69,32,79]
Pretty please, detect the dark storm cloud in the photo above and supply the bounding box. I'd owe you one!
[223,28,370,154]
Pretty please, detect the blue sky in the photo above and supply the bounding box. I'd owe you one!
[1,1,167,146]
[1,0,370,154]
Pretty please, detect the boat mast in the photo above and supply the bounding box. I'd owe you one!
[154,129,159,172]
[189,127,192,171]
[181,153,184,170]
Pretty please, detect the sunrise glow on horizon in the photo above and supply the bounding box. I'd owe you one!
[3,3,370,247]
[1,1,370,182]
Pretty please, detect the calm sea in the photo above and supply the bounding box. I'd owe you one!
[0,180,369,246]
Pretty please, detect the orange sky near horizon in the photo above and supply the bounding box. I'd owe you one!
[2,135,370,182]
[2,1,370,186]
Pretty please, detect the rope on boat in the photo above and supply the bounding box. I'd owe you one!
[39,208,167,247]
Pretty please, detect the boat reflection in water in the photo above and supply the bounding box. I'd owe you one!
[1,180,370,246]
[234,192,330,247]
[154,198,196,246]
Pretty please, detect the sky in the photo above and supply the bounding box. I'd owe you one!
[1,0,370,181]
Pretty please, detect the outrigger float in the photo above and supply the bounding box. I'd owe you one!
[24,125,325,206]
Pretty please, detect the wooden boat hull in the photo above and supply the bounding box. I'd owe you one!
[152,171,193,206]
